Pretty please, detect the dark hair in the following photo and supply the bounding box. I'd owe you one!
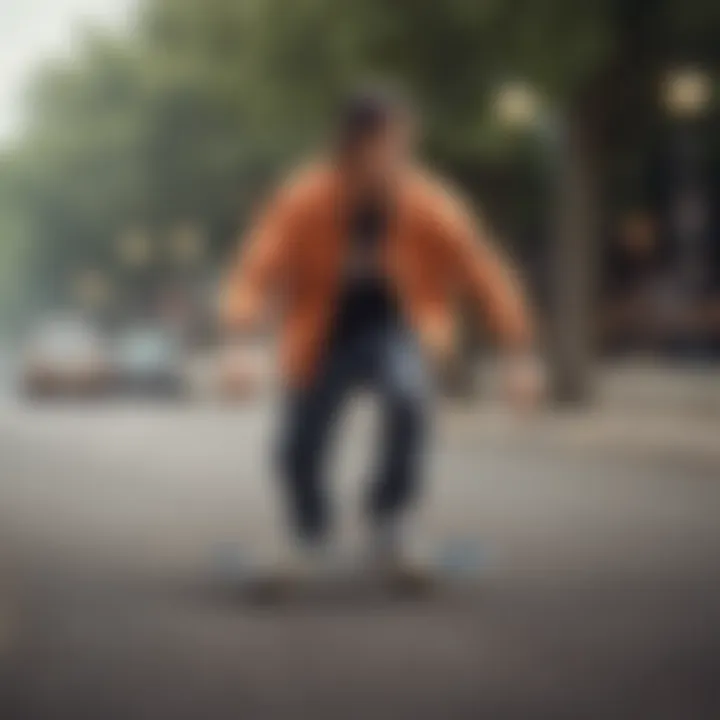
[336,86,409,155]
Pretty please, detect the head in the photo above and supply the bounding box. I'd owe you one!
[335,86,416,188]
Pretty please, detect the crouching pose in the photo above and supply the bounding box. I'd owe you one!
[221,89,540,590]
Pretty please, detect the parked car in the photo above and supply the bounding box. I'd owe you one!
[113,325,186,397]
[21,317,112,398]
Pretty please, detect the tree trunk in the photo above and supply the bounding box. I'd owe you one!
[548,111,600,406]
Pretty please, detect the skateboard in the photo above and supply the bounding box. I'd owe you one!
[209,539,489,605]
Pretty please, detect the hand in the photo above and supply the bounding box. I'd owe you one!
[503,354,545,412]
[217,338,267,399]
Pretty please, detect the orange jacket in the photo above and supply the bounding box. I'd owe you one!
[222,162,532,387]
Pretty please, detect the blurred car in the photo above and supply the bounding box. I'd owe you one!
[113,325,186,397]
[21,317,112,398]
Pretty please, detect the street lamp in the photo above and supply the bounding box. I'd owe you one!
[117,228,153,269]
[437,82,545,399]
[494,80,596,405]
[116,228,155,319]
[73,269,111,310]
[493,82,542,129]
[662,67,713,354]
[662,67,712,119]
[170,222,205,267]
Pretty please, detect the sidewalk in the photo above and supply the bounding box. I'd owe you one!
[442,360,720,462]
[474,357,720,416]
[597,359,720,414]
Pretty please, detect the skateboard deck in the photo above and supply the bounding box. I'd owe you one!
[209,539,489,604]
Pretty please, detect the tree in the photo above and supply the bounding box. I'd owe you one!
[1,0,718,394]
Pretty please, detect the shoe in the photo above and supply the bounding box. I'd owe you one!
[243,542,335,604]
[368,519,437,597]
[382,561,436,597]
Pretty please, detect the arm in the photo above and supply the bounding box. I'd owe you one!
[437,191,542,408]
[439,194,533,352]
[220,185,297,334]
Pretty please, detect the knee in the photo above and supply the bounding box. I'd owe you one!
[383,344,431,433]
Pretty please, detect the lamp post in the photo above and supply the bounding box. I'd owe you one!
[117,228,153,270]
[662,67,712,354]
[493,82,542,129]
[495,82,595,405]
[165,222,207,342]
[73,269,111,314]
[433,83,547,400]
[663,68,712,120]
[117,228,154,319]
[170,222,205,268]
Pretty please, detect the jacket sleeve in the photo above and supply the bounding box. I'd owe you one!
[437,190,533,350]
[220,184,298,332]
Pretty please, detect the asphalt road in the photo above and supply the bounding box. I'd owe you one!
[0,398,719,719]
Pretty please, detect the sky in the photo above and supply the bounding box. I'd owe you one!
[0,0,134,140]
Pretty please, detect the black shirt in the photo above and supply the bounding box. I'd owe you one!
[330,199,401,343]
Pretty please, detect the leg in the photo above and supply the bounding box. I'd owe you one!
[368,329,432,523]
[276,341,358,543]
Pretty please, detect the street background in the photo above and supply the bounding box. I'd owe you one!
[1,0,720,718]
[0,366,719,719]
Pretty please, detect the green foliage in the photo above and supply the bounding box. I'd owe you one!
[0,0,715,313]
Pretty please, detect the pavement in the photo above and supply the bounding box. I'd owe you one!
[0,390,719,719]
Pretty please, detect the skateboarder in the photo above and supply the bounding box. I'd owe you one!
[221,87,541,588]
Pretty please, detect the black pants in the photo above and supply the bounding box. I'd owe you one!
[277,326,431,542]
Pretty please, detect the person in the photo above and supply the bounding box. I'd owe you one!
[221,88,541,591]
